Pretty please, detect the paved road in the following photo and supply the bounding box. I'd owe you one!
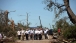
[16,35,53,43]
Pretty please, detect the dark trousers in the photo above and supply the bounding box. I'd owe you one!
[34,34,38,40]
[26,34,29,40]
[39,34,42,40]
[18,35,21,40]
[30,34,33,40]
[44,34,48,39]
[34,34,35,40]
[58,32,60,35]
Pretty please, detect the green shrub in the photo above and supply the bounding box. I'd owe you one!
[63,26,76,39]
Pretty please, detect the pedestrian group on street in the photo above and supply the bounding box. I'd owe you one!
[17,28,49,40]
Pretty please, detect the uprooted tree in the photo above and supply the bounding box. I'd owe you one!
[0,10,9,32]
[0,10,16,37]
[44,0,76,25]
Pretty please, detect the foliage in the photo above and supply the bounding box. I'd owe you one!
[2,27,16,37]
[0,25,16,37]
[54,17,69,31]
[44,0,76,25]
[63,25,76,39]
[0,10,16,37]
[44,0,76,38]
[53,16,76,39]
[17,23,27,30]
[53,28,57,32]
[44,0,66,18]
[52,25,57,32]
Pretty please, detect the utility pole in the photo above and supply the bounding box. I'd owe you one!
[26,13,28,29]
[49,23,51,29]
[18,12,29,29]
[39,16,42,28]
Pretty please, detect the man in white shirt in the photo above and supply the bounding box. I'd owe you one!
[25,29,30,40]
[29,29,34,40]
[44,29,48,39]
[17,30,21,40]
[38,29,43,40]
[34,29,38,40]
[21,28,25,40]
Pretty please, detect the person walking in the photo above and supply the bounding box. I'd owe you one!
[44,29,48,39]
[38,29,43,40]
[17,29,21,40]
[21,28,25,40]
[34,29,38,40]
[33,29,35,40]
[30,29,34,40]
[25,29,30,40]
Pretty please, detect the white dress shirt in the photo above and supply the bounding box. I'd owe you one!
[25,30,30,34]
[17,31,21,35]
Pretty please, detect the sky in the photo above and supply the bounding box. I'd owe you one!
[0,0,76,29]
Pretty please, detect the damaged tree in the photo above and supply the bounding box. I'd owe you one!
[44,0,76,25]
[0,10,9,32]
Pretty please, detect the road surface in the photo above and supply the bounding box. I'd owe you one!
[16,35,53,43]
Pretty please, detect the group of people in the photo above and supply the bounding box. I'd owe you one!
[17,28,49,40]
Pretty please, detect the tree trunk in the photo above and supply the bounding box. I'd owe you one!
[64,0,76,25]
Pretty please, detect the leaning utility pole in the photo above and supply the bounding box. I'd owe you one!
[39,16,42,28]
